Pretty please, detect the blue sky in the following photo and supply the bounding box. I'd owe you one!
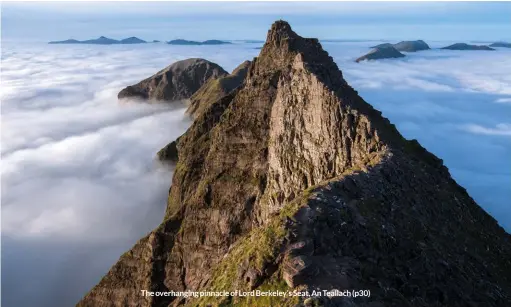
[2,1,511,42]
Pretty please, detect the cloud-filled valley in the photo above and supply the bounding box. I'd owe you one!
[1,41,510,307]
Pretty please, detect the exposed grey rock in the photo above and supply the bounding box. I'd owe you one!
[117,58,228,102]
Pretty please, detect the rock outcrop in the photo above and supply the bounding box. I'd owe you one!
[117,58,228,101]
[441,43,495,51]
[490,42,511,48]
[372,40,430,52]
[356,46,406,62]
[157,61,251,163]
[79,20,511,307]
[156,139,179,163]
[186,60,251,119]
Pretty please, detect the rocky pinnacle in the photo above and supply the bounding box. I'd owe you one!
[78,20,511,307]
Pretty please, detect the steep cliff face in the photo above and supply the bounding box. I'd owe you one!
[79,21,511,307]
[118,58,228,101]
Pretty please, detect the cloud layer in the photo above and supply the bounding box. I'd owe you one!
[2,41,510,307]
[1,42,259,307]
[330,42,511,229]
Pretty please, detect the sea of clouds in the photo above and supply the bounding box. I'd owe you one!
[1,41,510,307]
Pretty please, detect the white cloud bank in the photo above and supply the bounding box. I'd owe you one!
[463,123,511,136]
[331,42,511,232]
[1,42,259,307]
[1,41,510,307]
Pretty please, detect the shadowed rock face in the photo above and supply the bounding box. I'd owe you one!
[372,40,430,52]
[78,20,511,307]
[441,43,495,51]
[117,58,228,102]
[490,42,511,48]
[356,46,406,62]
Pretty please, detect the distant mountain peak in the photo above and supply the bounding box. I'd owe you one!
[441,43,495,51]
[167,39,230,45]
[49,36,147,45]
[118,58,228,101]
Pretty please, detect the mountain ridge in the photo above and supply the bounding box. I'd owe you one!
[49,36,148,44]
[78,20,511,307]
[356,46,406,62]
[117,58,228,101]
[371,40,430,52]
[441,43,495,51]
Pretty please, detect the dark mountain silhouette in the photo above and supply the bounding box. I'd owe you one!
[441,43,495,51]
[48,39,81,44]
[119,37,147,44]
[490,42,511,48]
[371,40,430,52]
[49,36,147,45]
[356,46,406,62]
